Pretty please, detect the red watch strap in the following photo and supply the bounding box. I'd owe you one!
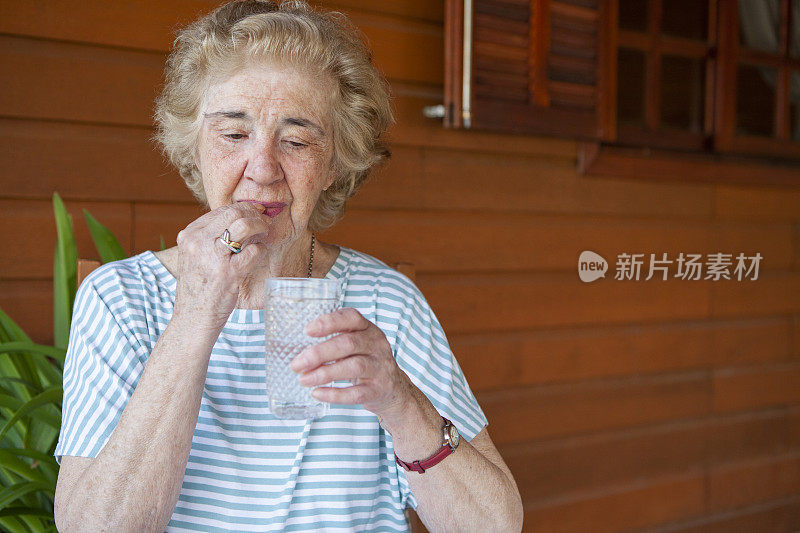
[394,418,457,473]
[395,443,453,473]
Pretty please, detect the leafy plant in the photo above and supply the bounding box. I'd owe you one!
[0,193,129,531]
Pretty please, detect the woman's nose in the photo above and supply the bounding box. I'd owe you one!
[244,137,283,184]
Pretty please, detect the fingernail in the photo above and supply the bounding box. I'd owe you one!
[238,200,268,214]
[298,372,313,386]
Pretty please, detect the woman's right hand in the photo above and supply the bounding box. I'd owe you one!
[172,201,271,331]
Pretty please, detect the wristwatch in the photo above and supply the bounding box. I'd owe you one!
[395,418,460,473]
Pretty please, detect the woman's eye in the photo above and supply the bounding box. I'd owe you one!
[285,140,306,148]
[224,133,247,140]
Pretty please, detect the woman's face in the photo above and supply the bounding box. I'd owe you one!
[195,60,336,246]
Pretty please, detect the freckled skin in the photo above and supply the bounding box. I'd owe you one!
[191,60,339,308]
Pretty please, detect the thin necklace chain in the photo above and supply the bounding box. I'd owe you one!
[307,233,315,278]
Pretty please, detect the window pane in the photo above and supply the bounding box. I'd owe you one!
[618,0,648,32]
[661,56,705,132]
[738,0,781,53]
[737,64,776,137]
[791,1,800,57]
[791,71,800,140]
[617,48,646,127]
[662,0,708,41]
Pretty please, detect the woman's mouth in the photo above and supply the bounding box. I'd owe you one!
[237,200,286,218]
[263,206,284,218]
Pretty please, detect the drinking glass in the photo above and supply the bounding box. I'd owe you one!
[264,277,342,419]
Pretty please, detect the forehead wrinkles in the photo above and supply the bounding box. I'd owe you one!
[201,66,334,131]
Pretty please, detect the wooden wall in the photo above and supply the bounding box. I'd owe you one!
[2,1,800,531]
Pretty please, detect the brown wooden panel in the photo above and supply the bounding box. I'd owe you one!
[478,371,712,444]
[348,10,442,86]
[0,36,164,125]
[0,0,444,52]
[795,225,800,271]
[713,361,800,413]
[0,117,577,205]
[711,273,800,317]
[795,314,800,357]
[648,496,800,532]
[414,147,714,219]
[716,185,800,221]
[0,20,441,127]
[504,407,798,504]
[581,143,800,188]
[389,94,580,156]
[0,0,216,52]
[77,259,102,288]
[709,452,800,511]
[417,273,711,334]
[323,210,794,272]
[715,223,794,270]
[453,316,793,391]
[0,119,191,202]
[0,199,132,280]
[0,281,53,344]
[472,97,598,137]
[132,203,208,253]
[6,199,788,280]
[522,472,705,533]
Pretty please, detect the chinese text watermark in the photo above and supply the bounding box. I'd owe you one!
[578,251,762,283]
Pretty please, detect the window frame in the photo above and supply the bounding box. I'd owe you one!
[714,0,800,158]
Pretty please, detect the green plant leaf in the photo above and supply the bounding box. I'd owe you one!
[0,480,51,510]
[0,515,29,533]
[0,481,52,509]
[0,450,50,485]
[0,508,53,533]
[83,209,127,263]
[24,415,60,455]
[0,342,66,367]
[0,309,31,344]
[0,506,52,518]
[0,312,44,401]
[0,343,65,384]
[52,193,77,351]
[0,378,37,392]
[0,387,62,442]
[0,393,23,412]
[4,449,58,475]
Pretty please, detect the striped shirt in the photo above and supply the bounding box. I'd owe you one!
[55,246,488,532]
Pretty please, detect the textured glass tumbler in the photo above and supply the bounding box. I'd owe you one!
[264,278,342,419]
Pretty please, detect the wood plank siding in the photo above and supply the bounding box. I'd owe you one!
[1,1,799,531]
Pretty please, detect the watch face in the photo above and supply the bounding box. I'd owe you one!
[448,425,460,448]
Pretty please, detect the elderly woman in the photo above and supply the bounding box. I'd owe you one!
[53,1,522,531]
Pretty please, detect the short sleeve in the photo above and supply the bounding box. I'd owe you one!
[54,266,148,465]
[385,278,488,509]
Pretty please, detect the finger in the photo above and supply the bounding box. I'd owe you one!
[223,215,271,245]
[230,241,269,269]
[305,307,369,337]
[290,332,366,372]
[311,384,372,405]
[298,354,372,387]
[192,200,265,232]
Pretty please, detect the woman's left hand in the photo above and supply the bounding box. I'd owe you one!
[289,307,412,417]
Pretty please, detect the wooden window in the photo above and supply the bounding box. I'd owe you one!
[445,0,800,163]
[715,0,800,158]
[444,0,609,138]
[614,0,714,151]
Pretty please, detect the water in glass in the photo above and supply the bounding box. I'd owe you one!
[265,278,341,419]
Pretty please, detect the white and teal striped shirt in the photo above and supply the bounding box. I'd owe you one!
[55,246,488,532]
